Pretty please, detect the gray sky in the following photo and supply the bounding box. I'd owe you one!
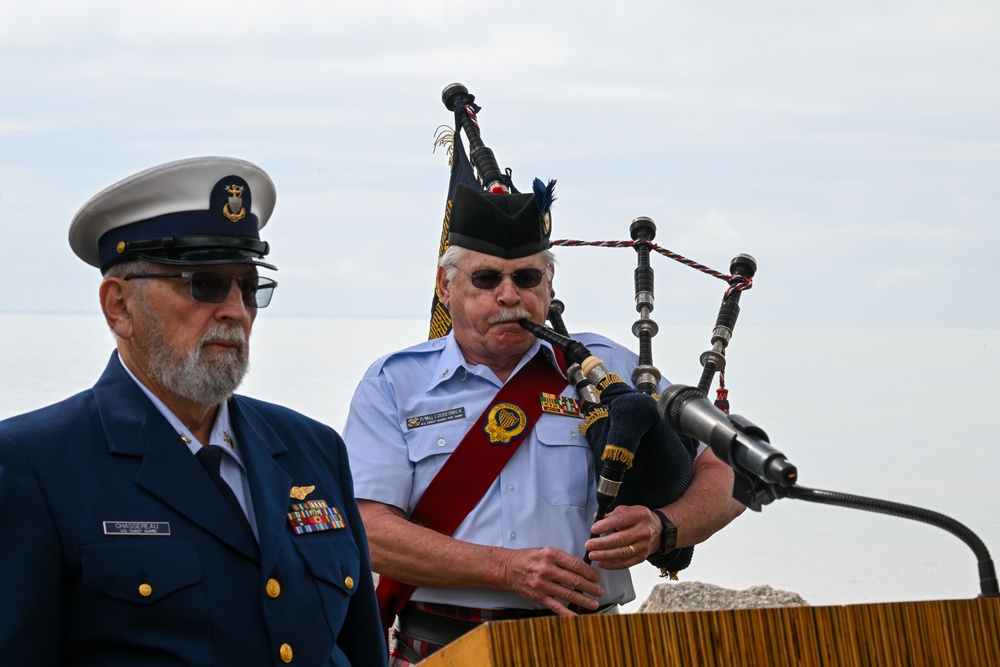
[2,0,999,328]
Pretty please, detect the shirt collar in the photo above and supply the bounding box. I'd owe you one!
[116,354,245,468]
[426,331,567,392]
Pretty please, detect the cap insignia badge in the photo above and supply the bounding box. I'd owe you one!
[223,184,246,223]
[290,485,316,500]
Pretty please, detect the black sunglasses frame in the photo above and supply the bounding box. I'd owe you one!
[123,271,277,308]
[455,266,547,290]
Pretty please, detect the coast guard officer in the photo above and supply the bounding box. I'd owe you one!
[0,157,386,666]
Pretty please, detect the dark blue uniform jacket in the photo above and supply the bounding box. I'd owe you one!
[0,352,387,666]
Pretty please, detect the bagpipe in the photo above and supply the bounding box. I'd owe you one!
[426,84,1000,599]
[428,84,759,575]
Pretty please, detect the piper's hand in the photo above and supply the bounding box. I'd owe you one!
[585,505,660,570]
[499,546,605,616]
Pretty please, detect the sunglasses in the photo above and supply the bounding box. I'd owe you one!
[456,266,547,290]
[124,271,277,308]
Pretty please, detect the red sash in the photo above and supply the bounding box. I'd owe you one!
[375,350,567,631]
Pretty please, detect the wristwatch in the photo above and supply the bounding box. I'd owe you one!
[651,510,677,554]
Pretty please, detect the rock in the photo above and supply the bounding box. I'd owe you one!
[637,581,809,613]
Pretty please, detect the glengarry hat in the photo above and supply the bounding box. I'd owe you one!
[448,178,556,259]
[69,156,277,272]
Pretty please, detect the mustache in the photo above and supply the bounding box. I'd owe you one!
[199,324,247,350]
[488,307,533,325]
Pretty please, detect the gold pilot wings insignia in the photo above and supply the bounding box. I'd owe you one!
[289,485,316,500]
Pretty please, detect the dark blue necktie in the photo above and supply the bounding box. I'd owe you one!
[195,445,255,538]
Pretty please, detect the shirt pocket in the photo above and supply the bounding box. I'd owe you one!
[81,540,203,604]
[404,421,472,499]
[403,421,470,461]
[78,540,211,665]
[535,420,592,508]
[294,532,361,598]
[293,533,362,634]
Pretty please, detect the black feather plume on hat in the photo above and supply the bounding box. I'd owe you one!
[532,178,557,215]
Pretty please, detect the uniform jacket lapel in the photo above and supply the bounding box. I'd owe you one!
[92,352,259,561]
[229,397,291,579]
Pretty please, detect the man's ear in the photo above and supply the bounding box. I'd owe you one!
[100,278,134,340]
[436,265,451,308]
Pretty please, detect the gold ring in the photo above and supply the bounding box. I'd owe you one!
[628,544,636,557]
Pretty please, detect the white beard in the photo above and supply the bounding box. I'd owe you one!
[146,322,250,406]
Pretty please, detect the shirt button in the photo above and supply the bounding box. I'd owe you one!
[510,532,517,542]
[279,643,293,663]
[138,583,152,598]
[266,578,281,598]
[437,438,446,447]
[507,484,515,492]
[344,576,355,590]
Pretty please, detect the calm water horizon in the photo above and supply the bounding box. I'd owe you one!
[2,312,998,612]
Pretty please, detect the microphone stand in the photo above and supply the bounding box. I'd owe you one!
[778,485,999,598]
[712,415,1000,599]
[660,384,998,597]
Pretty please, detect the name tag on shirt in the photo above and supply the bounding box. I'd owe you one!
[103,521,171,536]
[406,407,466,429]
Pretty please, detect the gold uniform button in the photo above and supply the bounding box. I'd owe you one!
[116,241,126,254]
[266,578,281,598]
[279,643,293,663]
[138,583,152,597]
[344,576,354,590]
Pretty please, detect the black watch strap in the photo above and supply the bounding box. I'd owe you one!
[652,509,677,554]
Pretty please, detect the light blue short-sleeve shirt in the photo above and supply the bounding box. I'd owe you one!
[343,331,666,609]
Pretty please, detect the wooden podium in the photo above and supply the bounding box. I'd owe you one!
[421,597,1000,666]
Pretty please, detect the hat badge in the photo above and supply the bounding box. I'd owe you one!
[223,184,246,223]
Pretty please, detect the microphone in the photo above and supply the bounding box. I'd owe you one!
[658,384,797,487]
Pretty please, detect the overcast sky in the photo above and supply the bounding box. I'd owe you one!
[2,1,998,329]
